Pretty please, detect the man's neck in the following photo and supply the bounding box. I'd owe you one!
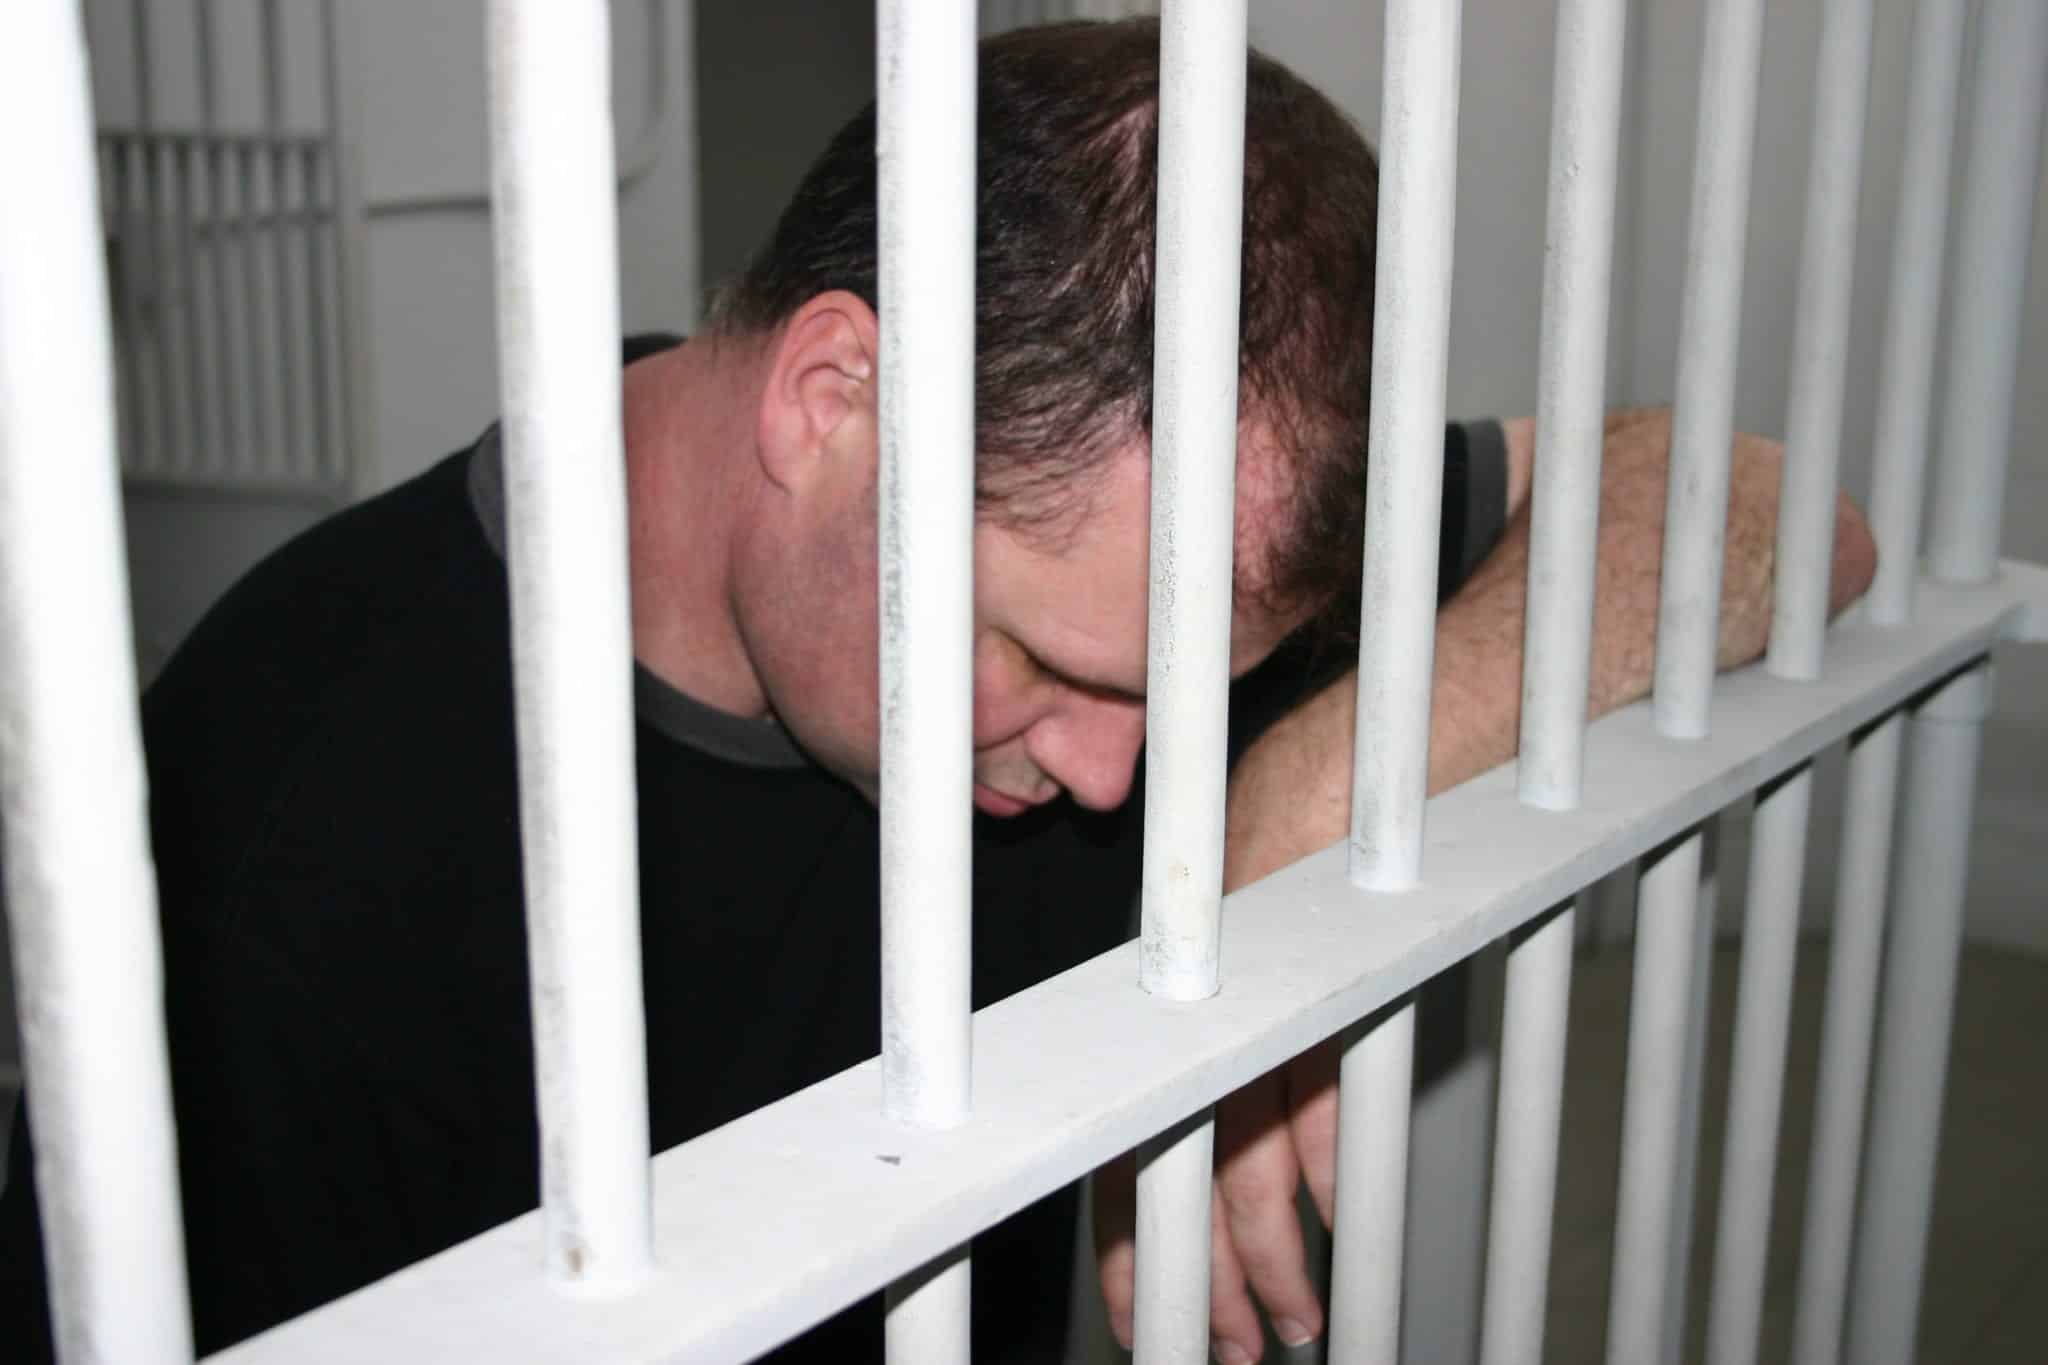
[622,336,771,720]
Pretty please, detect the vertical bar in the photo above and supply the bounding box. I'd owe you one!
[1765,0,1876,682]
[197,0,220,131]
[1134,1,1248,1354]
[270,143,304,478]
[1608,832,1708,1365]
[110,138,150,473]
[1332,3,1461,1355]
[1703,767,1814,1365]
[173,140,214,473]
[262,0,287,130]
[144,137,179,477]
[321,0,377,493]
[1138,0,1247,1005]
[1516,0,1628,814]
[302,143,337,488]
[237,141,275,477]
[1924,0,2048,586]
[1478,904,1575,1365]
[1132,1110,1217,1365]
[1330,3,1461,1357]
[486,0,653,1290]
[876,2,977,1355]
[1329,1004,1418,1365]
[1864,0,1969,626]
[1610,0,1766,1354]
[875,0,975,1133]
[1349,0,1463,890]
[209,141,243,477]
[1659,816,1721,1365]
[129,0,154,131]
[887,1245,972,1364]
[0,5,194,1359]
[1845,661,1992,1365]
[1706,0,1878,1354]
[1790,712,1905,1365]
[1650,0,1768,741]
[1483,0,1623,1354]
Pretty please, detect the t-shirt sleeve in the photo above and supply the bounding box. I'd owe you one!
[1438,418,1509,599]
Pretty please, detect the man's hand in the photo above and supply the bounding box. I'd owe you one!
[1094,410,1877,1362]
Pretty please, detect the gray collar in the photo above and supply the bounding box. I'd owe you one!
[466,427,809,770]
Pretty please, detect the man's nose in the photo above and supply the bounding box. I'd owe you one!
[1030,695,1147,812]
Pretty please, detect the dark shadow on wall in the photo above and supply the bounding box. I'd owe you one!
[694,1,878,306]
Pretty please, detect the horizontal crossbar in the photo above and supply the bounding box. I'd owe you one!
[214,561,2048,1365]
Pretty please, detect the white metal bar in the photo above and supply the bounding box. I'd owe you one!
[885,1245,971,1365]
[1333,0,1461,1351]
[1660,816,1720,1365]
[1704,766,1814,1365]
[1517,0,1628,813]
[1133,4,1245,1357]
[213,567,2048,1365]
[875,0,976,1133]
[1329,1005,1416,1365]
[1651,0,1768,740]
[1925,0,2048,586]
[1133,1110,1216,1365]
[486,0,653,1290]
[1699,2,1878,1356]
[1789,711,1905,1365]
[321,0,375,494]
[0,5,194,1360]
[1864,0,1969,626]
[1478,903,1575,1365]
[1607,831,1706,1365]
[1138,0,1246,1003]
[875,0,975,1343]
[1845,660,1993,1365]
[1350,0,1462,889]
[1767,0,1877,681]
[1483,0,1626,1349]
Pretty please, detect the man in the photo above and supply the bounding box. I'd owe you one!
[0,18,1872,1364]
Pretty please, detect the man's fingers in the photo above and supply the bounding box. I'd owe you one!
[1214,1067,1326,1352]
[1209,1186,1266,1365]
[1286,1040,1342,1228]
[1092,1153,1138,1350]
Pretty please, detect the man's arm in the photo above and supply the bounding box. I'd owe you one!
[1097,410,1878,1363]
[1223,410,1874,891]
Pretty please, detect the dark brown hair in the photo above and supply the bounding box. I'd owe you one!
[713,18,1379,636]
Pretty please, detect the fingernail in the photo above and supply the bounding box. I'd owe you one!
[1273,1317,1317,1347]
[1213,1342,1254,1365]
[1110,1313,1133,1350]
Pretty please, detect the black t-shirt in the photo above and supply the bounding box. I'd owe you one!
[0,337,1509,1362]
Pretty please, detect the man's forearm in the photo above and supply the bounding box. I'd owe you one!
[1222,411,1878,891]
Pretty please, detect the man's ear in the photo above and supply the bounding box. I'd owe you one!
[755,291,880,496]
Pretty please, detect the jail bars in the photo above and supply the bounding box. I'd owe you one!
[0,5,193,1360]
[875,0,978,1357]
[99,0,368,500]
[6,2,2048,1364]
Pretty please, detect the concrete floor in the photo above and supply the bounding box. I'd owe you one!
[1546,937,2048,1364]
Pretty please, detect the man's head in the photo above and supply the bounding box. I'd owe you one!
[712,19,1380,811]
